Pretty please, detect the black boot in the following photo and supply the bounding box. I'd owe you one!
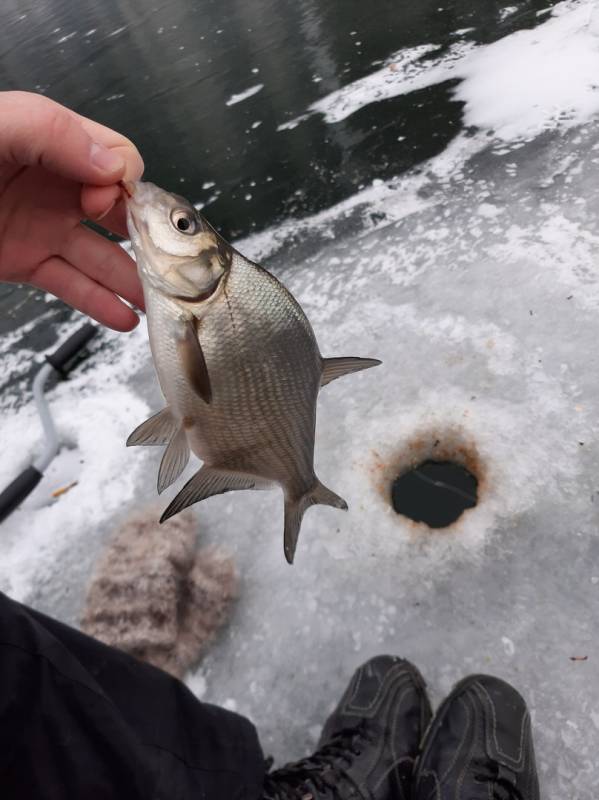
[263,655,432,800]
[412,675,540,800]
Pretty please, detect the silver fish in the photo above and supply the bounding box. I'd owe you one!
[124,180,380,563]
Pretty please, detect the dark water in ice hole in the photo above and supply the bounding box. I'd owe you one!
[392,460,478,528]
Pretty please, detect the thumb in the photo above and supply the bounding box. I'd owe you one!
[0,91,125,185]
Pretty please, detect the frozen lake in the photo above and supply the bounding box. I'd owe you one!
[1,1,599,797]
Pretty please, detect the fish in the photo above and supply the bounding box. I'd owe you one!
[123,180,381,563]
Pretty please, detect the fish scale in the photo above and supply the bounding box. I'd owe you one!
[125,180,380,562]
[188,256,318,487]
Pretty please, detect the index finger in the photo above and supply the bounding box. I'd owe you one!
[0,91,130,185]
[73,112,144,181]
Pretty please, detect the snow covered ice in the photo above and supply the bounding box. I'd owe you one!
[1,2,599,796]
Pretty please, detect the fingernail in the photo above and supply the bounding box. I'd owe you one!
[95,199,116,221]
[90,142,125,174]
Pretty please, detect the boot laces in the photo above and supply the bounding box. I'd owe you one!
[263,722,375,800]
[472,760,525,800]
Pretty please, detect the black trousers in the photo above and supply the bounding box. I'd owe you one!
[0,591,266,799]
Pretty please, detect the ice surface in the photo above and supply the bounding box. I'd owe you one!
[277,42,473,129]
[0,325,151,602]
[279,0,599,142]
[456,1,599,140]
[1,2,599,797]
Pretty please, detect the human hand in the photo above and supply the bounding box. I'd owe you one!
[0,91,145,331]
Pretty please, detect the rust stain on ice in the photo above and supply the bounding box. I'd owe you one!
[366,425,487,537]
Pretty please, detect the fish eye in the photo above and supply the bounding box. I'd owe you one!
[170,208,197,235]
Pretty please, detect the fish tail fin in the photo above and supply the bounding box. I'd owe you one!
[283,479,348,565]
[310,480,348,512]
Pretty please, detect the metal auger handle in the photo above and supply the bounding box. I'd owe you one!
[0,323,98,524]
[45,322,97,375]
[0,466,43,524]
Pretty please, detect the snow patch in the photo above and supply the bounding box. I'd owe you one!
[456,1,599,140]
[0,323,150,601]
[279,1,599,143]
[225,84,264,106]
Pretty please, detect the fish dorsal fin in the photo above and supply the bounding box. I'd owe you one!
[160,466,265,523]
[178,320,212,404]
[320,356,382,387]
[157,427,190,494]
[126,407,177,446]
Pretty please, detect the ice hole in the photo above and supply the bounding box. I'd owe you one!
[391,459,478,528]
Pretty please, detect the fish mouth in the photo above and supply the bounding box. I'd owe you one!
[122,184,141,241]
[119,179,135,199]
[120,181,149,237]
[126,206,139,236]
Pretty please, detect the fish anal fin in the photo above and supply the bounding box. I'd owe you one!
[283,480,347,565]
[157,427,190,494]
[320,356,381,387]
[178,320,212,404]
[160,466,268,523]
[127,407,177,447]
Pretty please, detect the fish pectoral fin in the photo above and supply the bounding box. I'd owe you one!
[178,320,212,405]
[320,356,382,387]
[283,480,348,565]
[160,466,263,523]
[157,427,190,494]
[127,407,177,446]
